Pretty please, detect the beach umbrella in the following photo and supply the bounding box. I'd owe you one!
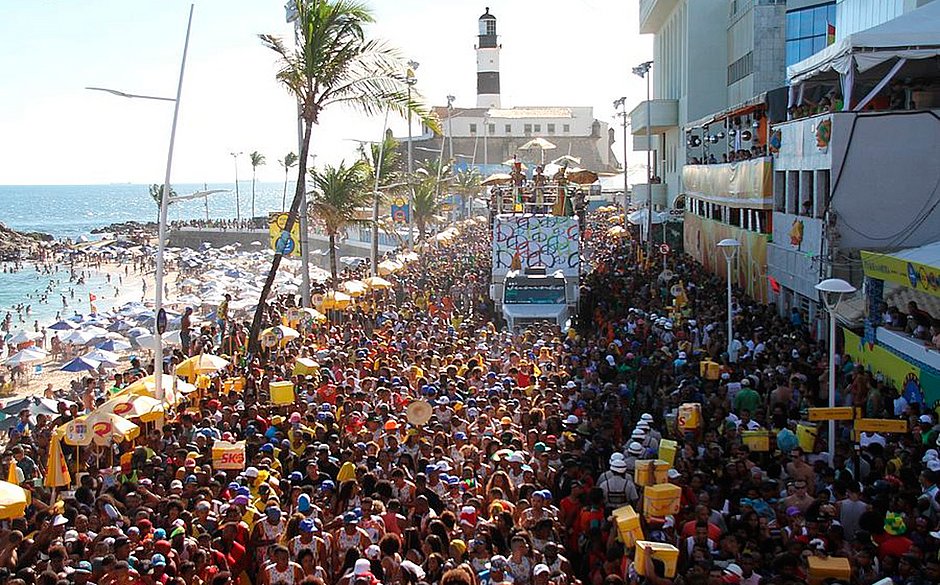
[61,330,96,346]
[398,251,419,263]
[96,338,132,352]
[551,154,581,166]
[6,330,40,345]
[0,396,67,419]
[83,349,122,368]
[519,137,557,163]
[341,280,369,297]
[60,356,101,373]
[80,325,109,337]
[56,411,140,447]
[44,437,71,488]
[363,276,392,290]
[133,330,181,350]
[607,226,627,237]
[481,173,512,186]
[49,320,78,331]
[566,168,599,185]
[298,308,327,323]
[125,327,150,338]
[320,291,352,310]
[118,375,195,405]
[4,348,46,366]
[377,260,404,276]
[175,354,230,378]
[261,325,300,341]
[0,481,28,520]
[95,394,163,423]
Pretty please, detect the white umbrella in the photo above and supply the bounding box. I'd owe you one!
[83,349,122,368]
[6,330,41,345]
[61,330,97,346]
[134,330,182,351]
[4,348,46,366]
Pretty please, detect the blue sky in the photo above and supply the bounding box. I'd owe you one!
[0,0,650,185]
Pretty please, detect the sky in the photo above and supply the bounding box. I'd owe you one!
[0,0,651,185]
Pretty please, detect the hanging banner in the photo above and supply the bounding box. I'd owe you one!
[861,250,940,298]
[268,213,301,257]
[391,197,410,224]
[211,440,246,470]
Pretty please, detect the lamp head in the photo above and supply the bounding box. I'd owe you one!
[717,238,741,259]
[815,278,856,295]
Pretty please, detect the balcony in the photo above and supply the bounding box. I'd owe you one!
[632,134,661,151]
[876,327,940,373]
[639,0,680,34]
[631,183,668,208]
[630,99,679,135]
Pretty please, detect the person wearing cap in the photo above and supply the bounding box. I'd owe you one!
[250,505,286,569]
[332,511,372,574]
[598,455,638,512]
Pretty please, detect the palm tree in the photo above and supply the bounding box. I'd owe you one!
[359,133,400,271]
[279,152,298,210]
[452,168,481,218]
[249,151,266,220]
[411,173,444,242]
[308,160,371,282]
[148,184,177,223]
[250,0,438,352]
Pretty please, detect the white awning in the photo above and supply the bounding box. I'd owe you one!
[788,2,940,84]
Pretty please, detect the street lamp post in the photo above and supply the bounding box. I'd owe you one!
[717,238,741,363]
[371,109,391,276]
[406,60,419,251]
[613,97,629,222]
[815,278,857,465]
[446,95,455,163]
[230,152,243,223]
[633,61,653,258]
[86,3,194,405]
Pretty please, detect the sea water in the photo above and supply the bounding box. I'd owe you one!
[0,182,293,330]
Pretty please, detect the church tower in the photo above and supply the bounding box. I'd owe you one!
[476,7,501,108]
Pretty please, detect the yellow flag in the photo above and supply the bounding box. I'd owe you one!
[44,437,72,488]
[6,462,18,485]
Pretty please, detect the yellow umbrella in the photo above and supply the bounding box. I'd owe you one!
[320,290,352,310]
[377,260,404,276]
[96,394,164,423]
[44,436,71,488]
[175,354,230,378]
[363,276,392,289]
[341,280,369,297]
[608,215,623,224]
[118,374,196,405]
[607,225,626,237]
[0,481,28,520]
[397,251,419,263]
[262,324,300,340]
[299,307,327,323]
[56,411,141,447]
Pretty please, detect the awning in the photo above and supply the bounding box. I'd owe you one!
[861,241,940,298]
[788,2,940,85]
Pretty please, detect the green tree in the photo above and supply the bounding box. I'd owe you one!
[250,0,438,352]
[411,172,444,242]
[452,168,481,218]
[308,160,371,283]
[279,152,298,210]
[148,183,177,223]
[249,151,266,220]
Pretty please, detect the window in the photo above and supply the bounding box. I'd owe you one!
[534,124,541,133]
[469,123,477,134]
[524,124,532,134]
[786,2,836,67]
[774,171,786,212]
[728,52,753,85]
[786,170,799,214]
[814,170,830,218]
[505,124,512,133]
[547,123,555,134]
[563,124,570,133]
[485,19,496,36]
[488,123,495,134]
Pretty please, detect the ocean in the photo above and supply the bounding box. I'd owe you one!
[0,182,293,331]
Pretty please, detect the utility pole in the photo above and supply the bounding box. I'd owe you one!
[633,61,653,259]
[406,60,419,250]
[613,97,629,221]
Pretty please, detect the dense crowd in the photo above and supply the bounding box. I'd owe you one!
[2,209,939,585]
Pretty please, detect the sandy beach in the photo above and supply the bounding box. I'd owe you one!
[2,258,180,400]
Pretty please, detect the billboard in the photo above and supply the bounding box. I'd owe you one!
[268,212,301,257]
[492,214,579,279]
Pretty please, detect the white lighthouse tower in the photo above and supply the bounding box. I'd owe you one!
[476,7,501,108]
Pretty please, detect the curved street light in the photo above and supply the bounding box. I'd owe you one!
[717,238,742,362]
[815,277,857,465]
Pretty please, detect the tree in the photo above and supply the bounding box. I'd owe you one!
[452,167,481,218]
[358,133,400,191]
[250,0,438,352]
[279,152,298,210]
[148,184,177,223]
[308,160,371,283]
[411,172,444,242]
[249,151,266,220]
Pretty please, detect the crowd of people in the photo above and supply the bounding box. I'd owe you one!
[2,208,939,585]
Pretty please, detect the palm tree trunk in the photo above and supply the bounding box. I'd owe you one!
[251,170,256,221]
[282,169,289,211]
[247,118,313,354]
[329,232,338,284]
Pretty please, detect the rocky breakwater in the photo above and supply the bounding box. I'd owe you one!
[91,220,157,237]
[0,223,53,261]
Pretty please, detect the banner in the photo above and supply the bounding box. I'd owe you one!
[492,215,580,279]
[268,213,301,257]
[211,440,246,470]
[683,214,770,302]
[682,158,773,209]
[391,197,410,224]
[861,250,940,298]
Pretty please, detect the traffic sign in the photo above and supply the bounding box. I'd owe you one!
[808,407,856,421]
[659,243,671,255]
[854,418,908,434]
[156,308,167,335]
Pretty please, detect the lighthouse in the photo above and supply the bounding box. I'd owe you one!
[476,7,501,108]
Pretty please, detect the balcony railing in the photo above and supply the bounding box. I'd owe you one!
[630,99,679,134]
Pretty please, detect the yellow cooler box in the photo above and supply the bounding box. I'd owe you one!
[635,460,670,486]
[807,556,851,585]
[797,423,818,452]
[612,505,643,548]
[742,430,773,452]
[658,439,677,465]
[642,483,681,518]
[634,541,679,577]
[699,360,720,380]
[269,381,295,405]
[678,403,701,430]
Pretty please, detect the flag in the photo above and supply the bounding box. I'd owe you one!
[89,293,98,315]
[7,462,19,485]
[827,22,836,45]
[89,293,97,302]
[44,437,72,488]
